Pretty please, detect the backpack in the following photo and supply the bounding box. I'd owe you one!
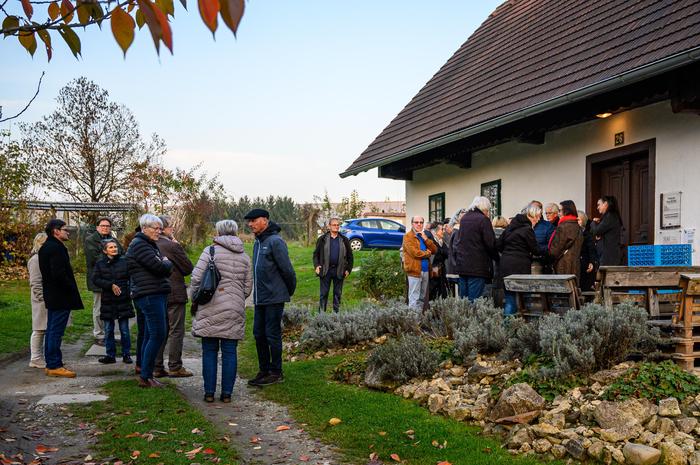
[192,245,221,305]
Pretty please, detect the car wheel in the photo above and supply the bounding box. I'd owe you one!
[349,238,363,251]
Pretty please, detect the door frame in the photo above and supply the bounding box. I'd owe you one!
[585,138,656,245]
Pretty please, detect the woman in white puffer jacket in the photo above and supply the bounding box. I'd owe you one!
[191,220,252,403]
[27,232,49,368]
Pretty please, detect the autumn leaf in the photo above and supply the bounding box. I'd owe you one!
[197,0,219,35]
[328,417,342,426]
[299,455,310,462]
[76,1,90,24]
[110,6,135,56]
[125,432,141,438]
[390,453,401,462]
[58,24,81,57]
[60,0,74,23]
[369,452,379,461]
[21,0,33,19]
[437,462,452,465]
[249,436,261,444]
[203,448,216,455]
[184,446,202,456]
[218,0,243,35]
[148,452,160,458]
[48,2,60,20]
[2,16,19,37]
[35,445,59,455]
[378,431,387,436]
[130,450,141,459]
[18,31,37,56]
[137,0,172,53]
[275,425,290,432]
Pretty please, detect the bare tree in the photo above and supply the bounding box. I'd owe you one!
[21,77,163,203]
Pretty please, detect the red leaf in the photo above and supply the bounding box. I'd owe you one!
[390,453,401,462]
[37,29,52,61]
[48,2,60,20]
[60,0,74,23]
[110,6,135,56]
[148,453,160,458]
[202,448,216,454]
[275,425,290,432]
[218,0,243,35]
[437,462,452,465]
[136,0,172,53]
[299,455,310,462]
[35,445,59,455]
[21,0,33,19]
[249,436,261,444]
[197,0,219,35]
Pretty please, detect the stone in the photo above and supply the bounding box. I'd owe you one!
[589,441,607,461]
[469,404,488,421]
[675,418,698,434]
[533,438,552,454]
[506,427,533,449]
[639,431,666,447]
[599,424,643,443]
[446,405,471,421]
[658,418,679,436]
[542,412,566,429]
[37,393,108,405]
[489,383,546,421]
[449,366,466,377]
[622,443,662,465]
[591,368,629,385]
[689,452,700,465]
[467,364,501,383]
[549,399,572,416]
[659,399,682,418]
[519,442,532,453]
[565,438,586,460]
[430,378,451,392]
[551,445,568,459]
[659,442,687,465]
[428,394,446,413]
[364,365,396,391]
[494,410,541,425]
[610,446,626,464]
[531,423,560,437]
[447,377,463,386]
[595,399,658,430]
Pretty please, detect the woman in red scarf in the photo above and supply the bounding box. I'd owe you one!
[549,200,584,283]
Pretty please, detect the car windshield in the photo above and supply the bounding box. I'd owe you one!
[340,221,349,228]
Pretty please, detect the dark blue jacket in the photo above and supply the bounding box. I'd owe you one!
[533,218,555,256]
[252,222,296,305]
[126,232,172,299]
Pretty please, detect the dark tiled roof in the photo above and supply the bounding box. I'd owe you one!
[343,0,700,176]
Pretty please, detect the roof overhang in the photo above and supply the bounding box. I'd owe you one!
[340,46,700,179]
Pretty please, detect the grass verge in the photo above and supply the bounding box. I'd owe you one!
[238,310,544,465]
[71,380,238,464]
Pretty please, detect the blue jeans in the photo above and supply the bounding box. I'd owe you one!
[45,309,71,369]
[135,305,145,368]
[253,304,284,374]
[458,276,487,302]
[134,294,167,380]
[104,317,131,358]
[504,291,517,316]
[202,337,238,396]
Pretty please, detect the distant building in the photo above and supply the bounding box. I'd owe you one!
[342,0,700,262]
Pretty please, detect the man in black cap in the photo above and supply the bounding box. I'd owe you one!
[244,208,296,386]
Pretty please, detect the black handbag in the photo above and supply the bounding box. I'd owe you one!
[192,245,221,305]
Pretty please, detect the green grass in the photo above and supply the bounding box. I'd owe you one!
[71,381,238,464]
[0,275,94,355]
[238,310,545,465]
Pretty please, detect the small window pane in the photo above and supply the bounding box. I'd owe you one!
[379,220,401,231]
[428,193,445,223]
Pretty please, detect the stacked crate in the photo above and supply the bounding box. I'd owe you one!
[672,274,700,372]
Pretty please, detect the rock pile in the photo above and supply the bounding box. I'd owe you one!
[393,358,700,464]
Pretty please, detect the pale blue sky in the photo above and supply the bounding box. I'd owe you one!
[1,1,502,202]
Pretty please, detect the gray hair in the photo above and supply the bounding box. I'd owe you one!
[448,208,467,228]
[577,210,588,224]
[216,219,239,236]
[159,215,172,229]
[526,204,542,219]
[545,203,558,214]
[101,238,119,250]
[410,215,425,224]
[139,213,163,229]
[31,232,48,255]
[468,196,491,214]
[327,217,341,226]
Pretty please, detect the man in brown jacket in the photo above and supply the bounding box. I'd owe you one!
[402,216,437,309]
[155,216,195,378]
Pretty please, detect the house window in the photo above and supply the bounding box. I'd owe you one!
[428,193,445,223]
[480,180,501,220]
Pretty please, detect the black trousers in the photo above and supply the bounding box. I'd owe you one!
[319,270,344,313]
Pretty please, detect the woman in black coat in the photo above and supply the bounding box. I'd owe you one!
[92,239,135,365]
[428,222,450,301]
[577,211,598,292]
[590,195,623,266]
[497,209,540,316]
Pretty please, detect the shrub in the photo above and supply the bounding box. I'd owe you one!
[422,297,472,339]
[504,317,541,360]
[604,360,700,402]
[331,353,367,384]
[425,337,459,363]
[356,250,405,300]
[536,303,657,378]
[366,335,440,384]
[298,308,380,351]
[453,298,509,358]
[282,305,311,330]
[375,301,421,336]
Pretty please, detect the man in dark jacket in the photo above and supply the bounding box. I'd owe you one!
[245,209,296,387]
[452,197,499,301]
[154,216,194,378]
[84,217,122,345]
[313,218,353,313]
[39,219,84,378]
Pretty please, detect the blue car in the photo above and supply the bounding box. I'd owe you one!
[340,218,406,251]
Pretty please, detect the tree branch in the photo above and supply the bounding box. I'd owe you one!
[0,71,45,123]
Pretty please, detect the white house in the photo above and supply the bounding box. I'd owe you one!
[341,0,700,263]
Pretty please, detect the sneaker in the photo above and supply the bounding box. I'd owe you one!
[220,394,231,403]
[98,356,116,364]
[168,367,193,378]
[29,360,46,369]
[204,393,215,403]
[46,367,76,378]
[247,372,268,386]
[148,378,166,388]
[94,339,105,347]
[255,372,284,386]
[123,355,133,364]
[153,369,169,378]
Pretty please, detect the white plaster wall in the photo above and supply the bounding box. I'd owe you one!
[405,101,700,262]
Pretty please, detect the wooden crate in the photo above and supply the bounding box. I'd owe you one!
[504,275,579,318]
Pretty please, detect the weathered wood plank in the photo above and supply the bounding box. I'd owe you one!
[504,274,576,293]
[681,274,700,295]
[598,266,700,288]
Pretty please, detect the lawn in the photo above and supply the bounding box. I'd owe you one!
[71,381,238,465]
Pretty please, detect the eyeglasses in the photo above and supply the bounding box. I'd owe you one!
[146,225,162,231]
[413,221,424,224]
[97,223,111,228]
[59,227,69,231]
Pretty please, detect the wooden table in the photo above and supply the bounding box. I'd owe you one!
[503,274,579,318]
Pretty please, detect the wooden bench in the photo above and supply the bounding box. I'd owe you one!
[673,274,700,372]
[503,274,579,318]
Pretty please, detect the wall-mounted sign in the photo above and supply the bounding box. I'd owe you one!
[661,191,682,229]
[614,132,624,146]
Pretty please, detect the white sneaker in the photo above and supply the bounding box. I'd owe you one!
[29,360,46,368]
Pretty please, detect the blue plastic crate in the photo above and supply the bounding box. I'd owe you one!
[628,244,693,267]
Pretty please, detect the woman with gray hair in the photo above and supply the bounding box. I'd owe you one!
[452,196,499,301]
[191,219,252,403]
[27,232,48,368]
[126,214,173,388]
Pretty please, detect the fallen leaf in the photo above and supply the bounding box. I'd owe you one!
[378,431,387,436]
[191,427,203,434]
[144,433,155,442]
[328,417,342,426]
[148,453,160,458]
[482,447,492,454]
[184,446,202,455]
[35,445,59,454]
[437,462,452,465]
[431,440,440,448]
[253,446,262,450]
[390,453,401,462]
[299,455,310,462]
[276,425,291,432]
[227,422,238,426]
[135,418,148,424]
[125,432,141,438]
[369,452,379,460]
[250,436,261,444]
[84,455,93,461]
[130,450,140,459]
[203,448,216,455]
